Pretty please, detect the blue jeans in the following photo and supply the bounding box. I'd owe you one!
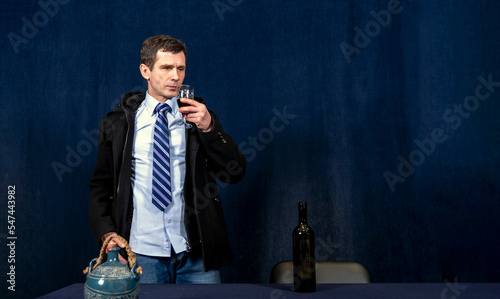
[135,250,221,284]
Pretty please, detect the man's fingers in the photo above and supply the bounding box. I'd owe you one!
[112,237,126,248]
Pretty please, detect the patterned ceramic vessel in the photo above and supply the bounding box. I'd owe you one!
[84,237,141,299]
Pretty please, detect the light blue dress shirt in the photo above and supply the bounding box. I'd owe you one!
[129,92,188,257]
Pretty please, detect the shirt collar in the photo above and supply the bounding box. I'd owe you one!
[146,92,179,116]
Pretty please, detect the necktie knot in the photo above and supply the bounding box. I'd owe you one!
[155,102,171,115]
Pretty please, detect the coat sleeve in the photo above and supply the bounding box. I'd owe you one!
[88,117,117,245]
[197,112,247,184]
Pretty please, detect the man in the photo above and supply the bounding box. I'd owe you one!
[88,35,246,284]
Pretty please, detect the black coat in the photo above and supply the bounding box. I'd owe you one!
[88,91,246,271]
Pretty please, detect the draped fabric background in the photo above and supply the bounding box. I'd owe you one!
[1,0,500,297]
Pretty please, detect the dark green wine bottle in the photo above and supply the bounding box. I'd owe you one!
[293,202,316,292]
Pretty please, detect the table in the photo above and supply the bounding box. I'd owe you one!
[38,283,500,298]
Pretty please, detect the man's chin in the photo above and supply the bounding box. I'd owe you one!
[164,91,178,99]
[155,93,177,100]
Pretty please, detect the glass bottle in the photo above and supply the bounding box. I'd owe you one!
[293,202,316,292]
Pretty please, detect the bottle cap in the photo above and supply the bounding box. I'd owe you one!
[106,241,117,251]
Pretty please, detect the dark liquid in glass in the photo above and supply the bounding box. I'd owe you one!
[177,99,189,108]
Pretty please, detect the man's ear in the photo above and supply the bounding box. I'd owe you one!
[139,64,150,80]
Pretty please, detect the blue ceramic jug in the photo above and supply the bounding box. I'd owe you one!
[84,235,142,299]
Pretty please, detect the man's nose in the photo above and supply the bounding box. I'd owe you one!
[172,69,180,81]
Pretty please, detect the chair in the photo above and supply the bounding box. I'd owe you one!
[269,261,370,284]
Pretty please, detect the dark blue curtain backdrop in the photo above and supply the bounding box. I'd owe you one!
[1,0,500,297]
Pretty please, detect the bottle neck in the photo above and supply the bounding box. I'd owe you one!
[298,202,308,224]
[106,242,119,263]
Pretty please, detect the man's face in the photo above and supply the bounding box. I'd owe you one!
[140,50,186,101]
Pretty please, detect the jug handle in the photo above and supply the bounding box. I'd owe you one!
[83,234,143,276]
[84,258,98,277]
[131,262,141,281]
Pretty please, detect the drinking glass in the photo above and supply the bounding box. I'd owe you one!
[177,84,194,128]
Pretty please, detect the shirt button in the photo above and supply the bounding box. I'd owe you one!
[168,220,172,224]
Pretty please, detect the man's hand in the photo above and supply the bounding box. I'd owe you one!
[178,98,213,132]
[101,232,127,263]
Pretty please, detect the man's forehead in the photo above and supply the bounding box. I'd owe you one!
[154,50,186,67]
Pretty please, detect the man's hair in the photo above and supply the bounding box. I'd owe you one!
[140,35,187,70]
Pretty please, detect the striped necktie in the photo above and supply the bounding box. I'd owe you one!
[152,102,172,211]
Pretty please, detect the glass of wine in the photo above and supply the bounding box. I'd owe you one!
[177,84,194,129]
